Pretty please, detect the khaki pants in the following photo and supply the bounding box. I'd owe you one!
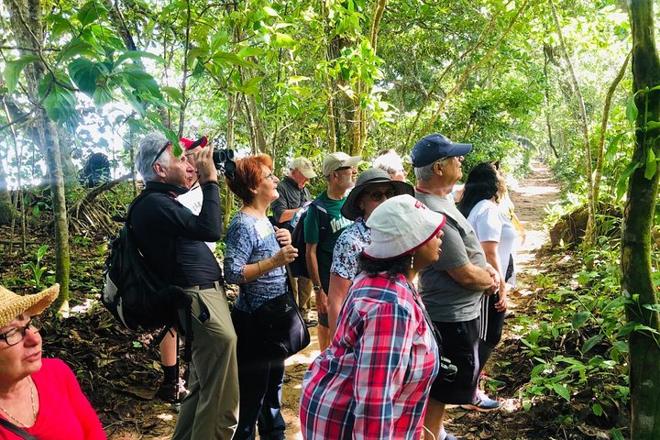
[173,284,239,440]
[291,276,312,314]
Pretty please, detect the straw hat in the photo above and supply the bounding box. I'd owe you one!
[0,284,59,328]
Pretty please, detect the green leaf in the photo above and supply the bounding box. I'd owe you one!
[273,33,295,48]
[119,66,161,98]
[581,335,603,354]
[4,55,40,92]
[212,52,256,69]
[604,133,624,162]
[644,148,657,180]
[237,46,264,58]
[78,0,108,26]
[92,86,113,106]
[626,95,638,123]
[42,84,78,124]
[571,311,590,329]
[645,121,660,131]
[59,39,96,61]
[68,58,104,95]
[237,76,262,95]
[263,6,279,17]
[551,383,571,401]
[49,15,72,38]
[115,50,165,67]
[592,403,603,416]
[642,303,660,313]
[610,429,624,440]
[161,86,184,104]
[616,161,641,200]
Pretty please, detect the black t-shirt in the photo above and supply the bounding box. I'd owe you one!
[131,181,223,287]
[270,176,311,229]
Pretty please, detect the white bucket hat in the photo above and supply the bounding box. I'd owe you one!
[363,195,446,260]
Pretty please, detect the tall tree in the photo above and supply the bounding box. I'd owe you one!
[622,1,659,438]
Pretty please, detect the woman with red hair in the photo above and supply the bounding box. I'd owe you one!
[224,154,298,439]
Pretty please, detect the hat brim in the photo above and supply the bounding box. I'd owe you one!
[300,168,317,179]
[446,142,473,157]
[341,179,415,220]
[0,284,59,328]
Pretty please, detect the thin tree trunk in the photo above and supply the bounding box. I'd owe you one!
[2,97,27,251]
[7,0,70,307]
[549,0,596,246]
[593,51,631,204]
[224,92,237,229]
[177,0,192,138]
[543,45,559,159]
[623,2,660,439]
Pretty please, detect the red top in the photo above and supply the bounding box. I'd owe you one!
[0,358,106,440]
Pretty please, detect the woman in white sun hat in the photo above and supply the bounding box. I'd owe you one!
[300,194,446,439]
[0,284,106,439]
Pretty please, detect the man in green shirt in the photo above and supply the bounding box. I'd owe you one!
[304,151,360,350]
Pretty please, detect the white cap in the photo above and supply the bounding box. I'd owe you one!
[322,152,362,176]
[290,157,317,179]
[364,195,446,259]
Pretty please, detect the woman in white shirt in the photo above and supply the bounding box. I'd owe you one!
[458,162,517,411]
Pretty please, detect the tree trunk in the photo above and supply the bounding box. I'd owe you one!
[593,51,631,204]
[7,0,71,307]
[623,2,660,439]
[543,45,559,159]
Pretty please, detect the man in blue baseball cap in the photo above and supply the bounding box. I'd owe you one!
[412,133,500,440]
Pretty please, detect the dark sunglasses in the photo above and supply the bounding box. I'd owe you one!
[334,166,353,172]
[151,141,172,168]
[366,188,397,202]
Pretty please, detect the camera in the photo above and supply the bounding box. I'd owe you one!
[184,136,236,180]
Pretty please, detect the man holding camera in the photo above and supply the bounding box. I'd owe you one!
[133,132,238,439]
[411,134,499,440]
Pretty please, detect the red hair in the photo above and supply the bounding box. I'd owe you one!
[227,154,273,205]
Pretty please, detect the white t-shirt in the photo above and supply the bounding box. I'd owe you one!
[466,199,517,285]
[177,184,216,252]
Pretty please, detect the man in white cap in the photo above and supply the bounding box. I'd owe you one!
[304,151,360,350]
[411,133,499,440]
[270,157,317,320]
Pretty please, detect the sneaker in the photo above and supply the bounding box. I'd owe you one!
[461,391,500,412]
[304,317,318,328]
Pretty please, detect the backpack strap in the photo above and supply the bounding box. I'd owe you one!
[309,197,331,242]
[0,418,38,440]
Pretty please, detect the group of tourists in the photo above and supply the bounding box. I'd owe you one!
[0,130,520,440]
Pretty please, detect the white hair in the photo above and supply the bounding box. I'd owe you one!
[413,158,448,182]
[136,132,171,182]
[373,150,404,176]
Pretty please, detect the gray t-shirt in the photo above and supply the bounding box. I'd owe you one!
[416,190,486,323]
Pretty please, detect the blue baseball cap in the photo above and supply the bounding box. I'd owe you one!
[410,133,473,167]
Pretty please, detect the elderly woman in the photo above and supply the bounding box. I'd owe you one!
[300,194,446,439]
[327,168,414,337]
[224,154,298,440]
[0,284,106,439]
[458,162,518,411]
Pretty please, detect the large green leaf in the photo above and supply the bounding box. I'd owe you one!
[92,86,113,106]
[59,39,97,62]
[626,95,638,124]
[68,58,106,95]
[4,55,39,92]
[161,86,184,105]
[78,0,108,27]
[119,66,162,99]
[644,147,657,180]
[212,52,257,69]
[115,51,165,67]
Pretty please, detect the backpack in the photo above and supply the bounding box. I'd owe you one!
[289,198,330,278]
[102,191,191,332]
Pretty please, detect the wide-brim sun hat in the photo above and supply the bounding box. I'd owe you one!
[341,168,414,220]
[0,284,59,328]
[363,195,446,260]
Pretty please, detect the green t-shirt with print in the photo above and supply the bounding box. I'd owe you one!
[303,191,352,291]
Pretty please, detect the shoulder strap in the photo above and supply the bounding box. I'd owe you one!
[0,418,38,440]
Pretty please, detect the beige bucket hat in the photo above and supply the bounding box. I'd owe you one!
[0,284,59,328]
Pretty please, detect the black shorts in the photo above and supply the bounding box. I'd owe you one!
[429,318,480,404]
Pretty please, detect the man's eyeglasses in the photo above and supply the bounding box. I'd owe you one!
[151,141,172,168]
[334,166,352,172]
[0,318,40,347]
[366,188,396,202]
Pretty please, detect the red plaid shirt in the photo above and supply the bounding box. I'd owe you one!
[300,272,439,439]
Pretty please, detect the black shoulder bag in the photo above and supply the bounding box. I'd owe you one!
[0,418,38,440]
[246,275,311,359]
